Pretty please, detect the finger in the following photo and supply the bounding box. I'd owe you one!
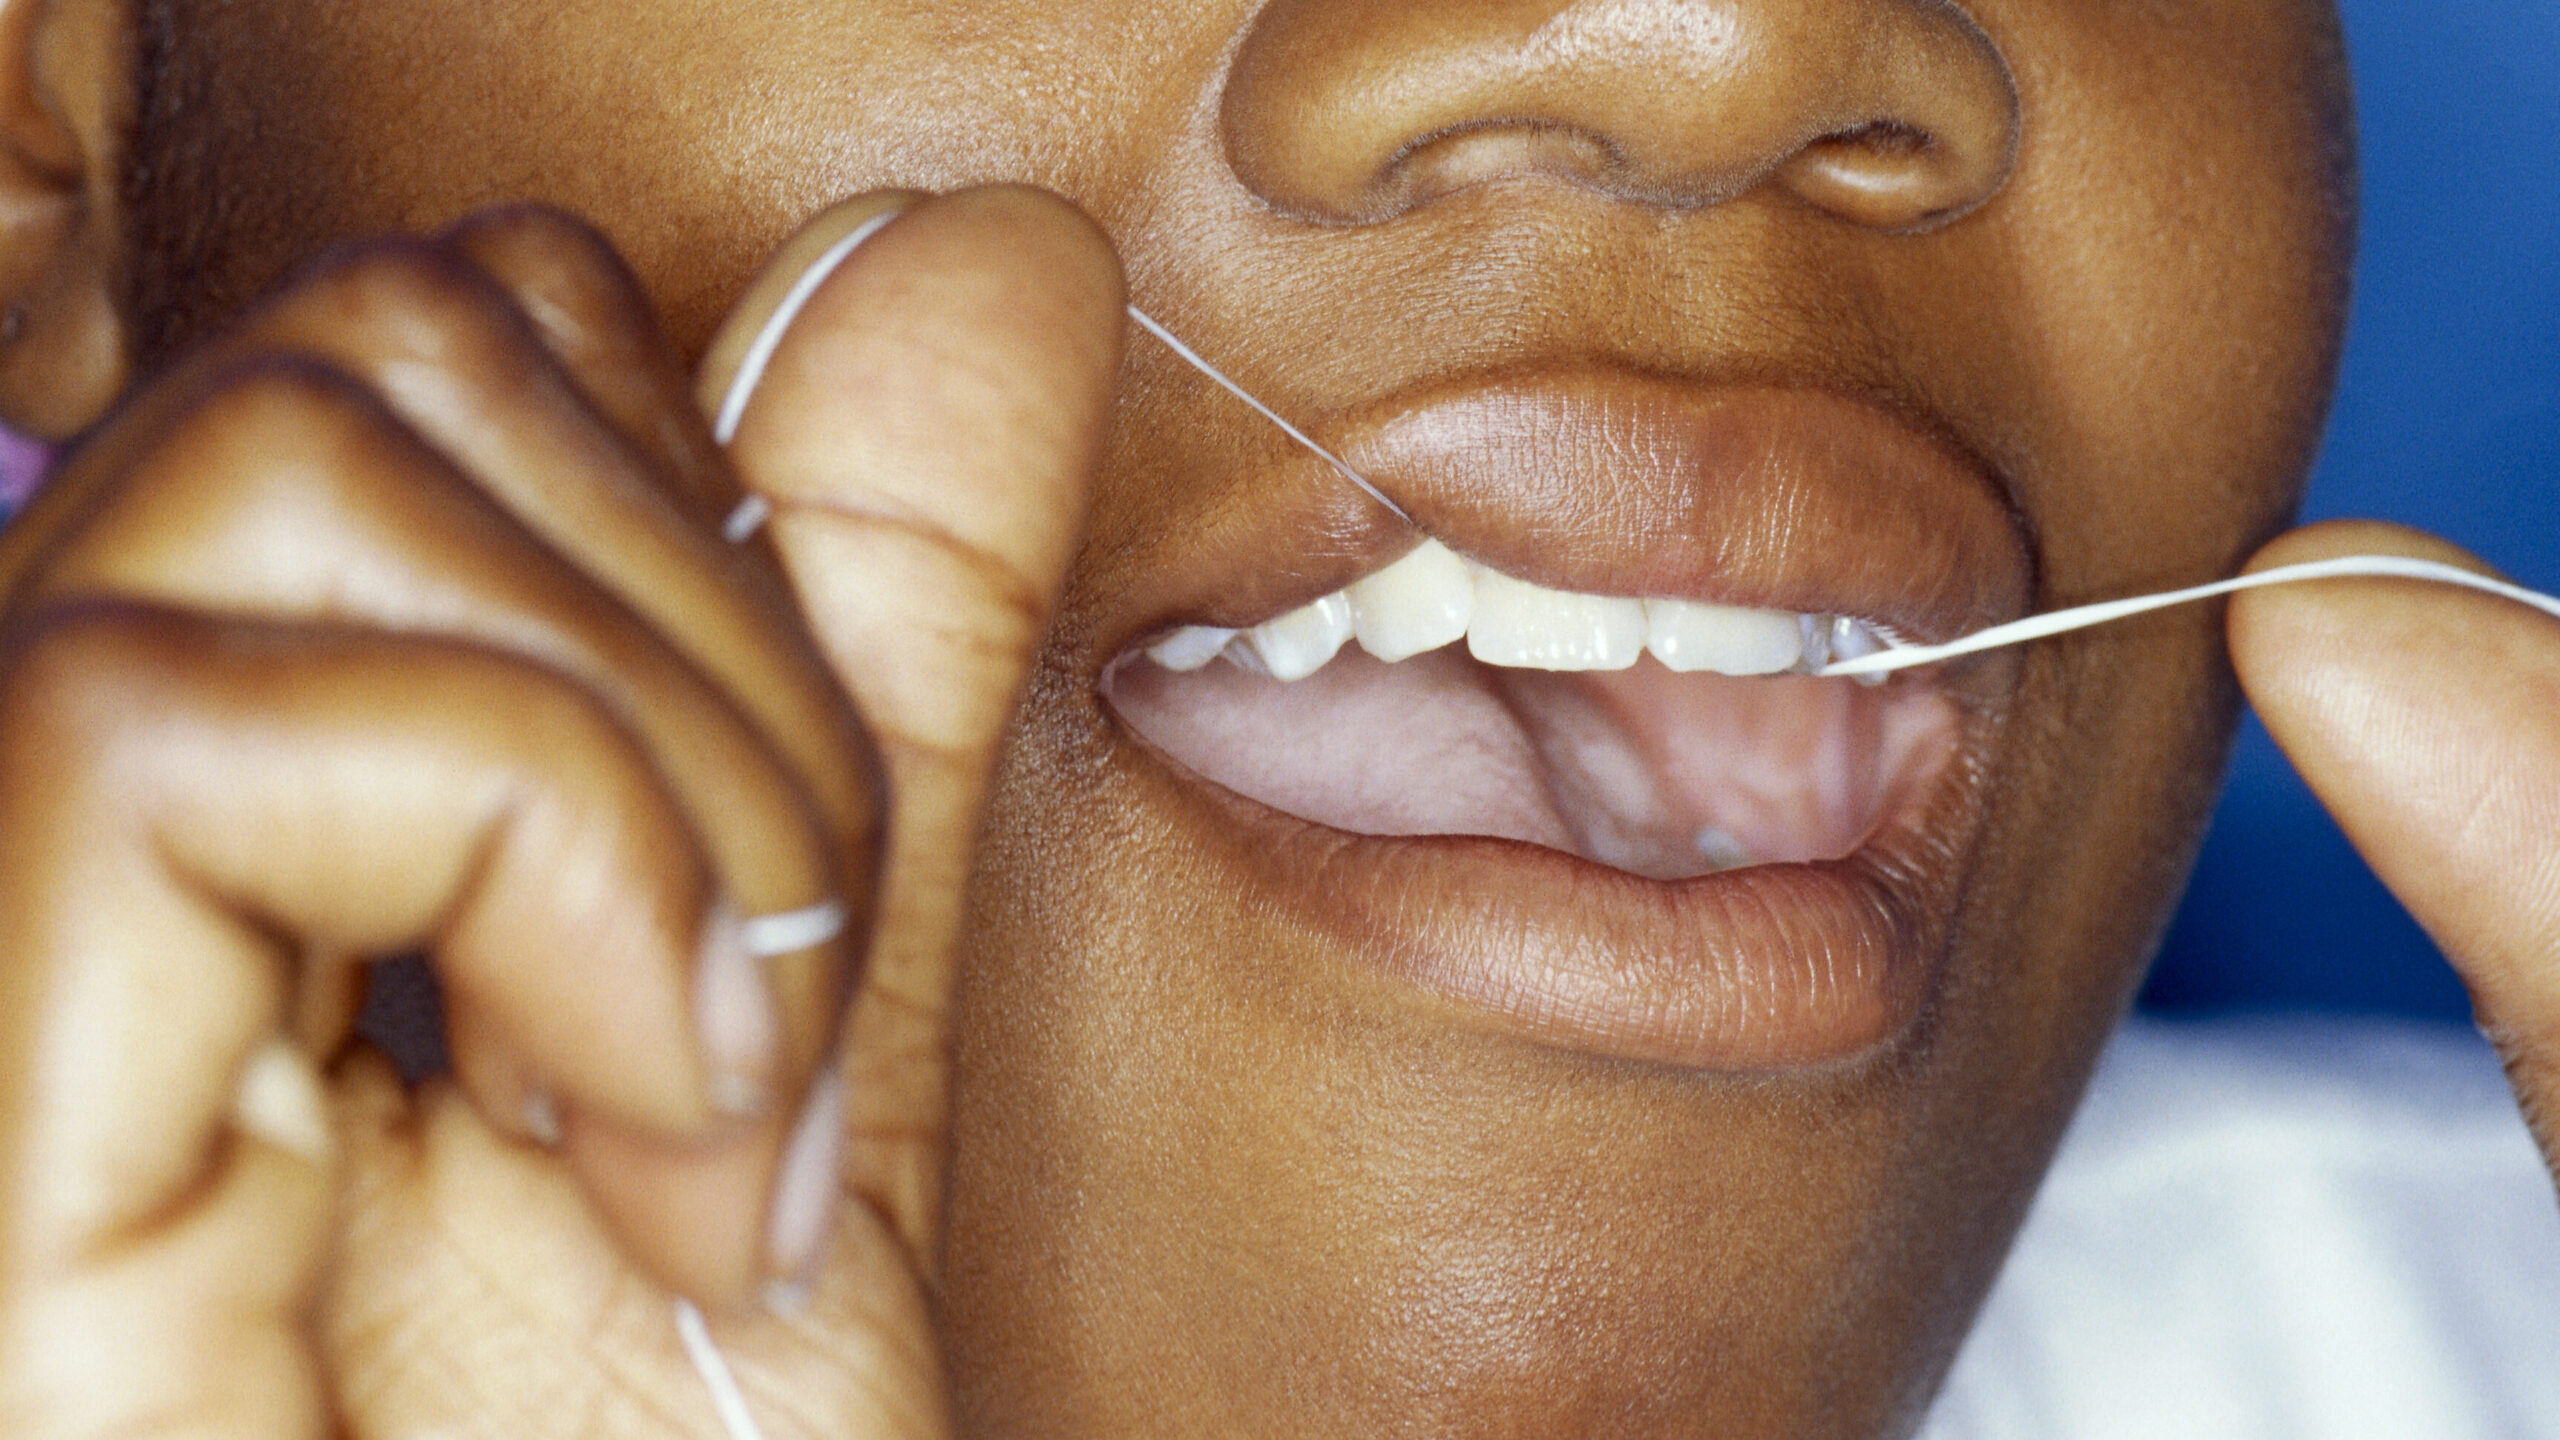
[250,237,882,844]
[131,244,889,1136]
[2230,520,2560,1175]
[706,184,1125,1257]
[697,189,926,450]
[0,604,785,1439]
[440,205,737,526]
[21,372,878,1310]
[26,360,850,1130]
[12,230,879,858]
[0,1040,335,1440]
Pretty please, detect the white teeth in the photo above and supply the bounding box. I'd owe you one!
[1241,592,1353,681]
[1147,625,1238,672]
[1145,544,1903,682]
[1643,598,1803,675]
[1467,566,1647,671]
[1798,611,1832,671]
[1349,539,1475,662]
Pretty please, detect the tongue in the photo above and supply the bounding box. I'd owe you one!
[1106,648,1953,880]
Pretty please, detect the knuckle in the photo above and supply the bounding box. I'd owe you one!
[449,202,625,278]
[115,355,413,515]
[445,204,664,356]
[183,352,384,446]
[477,646,650,762]
[285,235,509,351]
[19,358,437,618]
[0,603,189,771]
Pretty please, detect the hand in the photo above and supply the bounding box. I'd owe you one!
[2232,520,2560,1186]
[0,186,1124,1437]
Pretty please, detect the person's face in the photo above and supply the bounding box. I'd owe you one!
[123,0,2352,1433]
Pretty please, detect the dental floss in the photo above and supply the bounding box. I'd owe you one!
[711,223,1407,541]
[671,894,843,1440]
[722,494,773,545]
[715,209,901,547]
[676,1300,772,1440]
[737,898,849,958]
[1811,555,2560,679]
[714,210,906,450]
[670,891,840,1440]
[1121,305,1415,525]
[707,219,2556,680]
[687,210,907,1440]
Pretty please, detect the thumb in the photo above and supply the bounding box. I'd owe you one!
[702,186,1126,1262]
[2231,519,2560,1175]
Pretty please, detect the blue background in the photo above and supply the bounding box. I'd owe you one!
[2138,0,2560,1019]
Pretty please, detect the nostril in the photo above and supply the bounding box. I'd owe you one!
[1779,99,2017,232]
[1773,11,2022,231]
[1827,120,1933,160]
[1384,121,1627,217]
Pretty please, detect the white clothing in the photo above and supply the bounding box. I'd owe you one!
[1922,1016,2560,1439]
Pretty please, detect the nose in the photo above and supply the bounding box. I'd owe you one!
[1219,0,2020,231]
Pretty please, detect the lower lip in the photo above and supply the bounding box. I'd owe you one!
[1116,714,1991,1072]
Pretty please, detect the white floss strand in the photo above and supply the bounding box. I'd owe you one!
[715,207,906,545]
[1124,304,1414,525]
[711,245,1409,541]
[1813,554,2560,679]
[737,899,849,959]
[676,1300,772,1440]
[668,916,837,1440]
[714,209,904,448]
[721,494,773,545]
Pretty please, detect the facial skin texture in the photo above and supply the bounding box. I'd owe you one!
[73,0,2350,1434]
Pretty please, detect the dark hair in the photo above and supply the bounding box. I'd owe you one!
[122,0,295,378]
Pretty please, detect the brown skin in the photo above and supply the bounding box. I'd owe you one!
[0,186,1127,1439]
[3,1,2546,1438]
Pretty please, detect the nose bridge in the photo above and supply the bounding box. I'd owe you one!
[1219,0,2020,231]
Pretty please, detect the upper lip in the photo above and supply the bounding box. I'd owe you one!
[1100,364,2033,655]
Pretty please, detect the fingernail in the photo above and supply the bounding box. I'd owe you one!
[693,901,779,1119]
[232,1037,332,1165]
[762,1275,815,1318]
[521,1089,563,1148]
[763,1065,846,1308]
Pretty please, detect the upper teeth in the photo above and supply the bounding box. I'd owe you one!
[1145,539,1894,681]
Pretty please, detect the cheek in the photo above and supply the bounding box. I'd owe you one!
[1915,0,2354,593]
[1902,0,2351,1040]
[139,0,1224,359]
[1845,6,2354,1255]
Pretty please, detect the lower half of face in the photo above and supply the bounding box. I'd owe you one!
[129,0,2352,1432]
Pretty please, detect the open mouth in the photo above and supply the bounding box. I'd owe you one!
[1092,371,2030,1069]
[1109,538,1956,882]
